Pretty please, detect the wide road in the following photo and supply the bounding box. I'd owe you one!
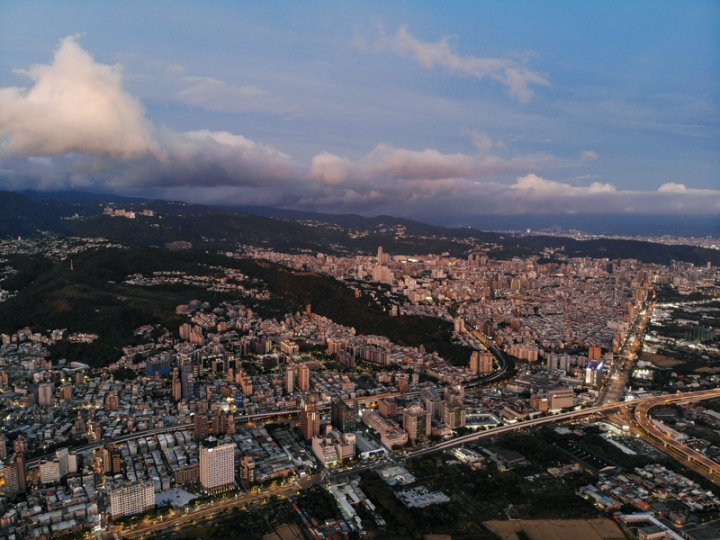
[462,326,511,387]
[448,300,511,386]
[121,456,398,539]
[598,303,652,406]
[117,389,720,538]
[407,389,720,460]
[120,481,302,539]
[633,388,720,484]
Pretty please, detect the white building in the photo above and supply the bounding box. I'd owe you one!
[199,438,235,492]
[311,436,339,468]
[39,460,61,485]
[56,448,68,477]
[109,481,155,519]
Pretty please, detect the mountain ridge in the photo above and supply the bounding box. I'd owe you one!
[0,190,717,266]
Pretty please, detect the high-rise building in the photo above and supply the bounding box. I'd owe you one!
[171,375,182,401]
[67,452,78,474]
[40,460,61,484]
[377,246,389,264]
[108,481,155,519]
[333,432,355,461]
[194,414,209,441]
[588,344,603,361]
[585,362,604,388]
[102,445,122,475]
[240,456,256,486]
[0,437,6,460]
[453,317,465,333]
[378,397,397,419]
[181,362,194,399]
[470,351,494,375]
[371,265,393,284]
[72,412,86,440]
[331,399,355,432]
[440,402,466,429]
[179,323,192,341]
[420,388,442,419]
[299,395,320,440]
[445,384,464,405]
[548,388,574,410]
[16,453,26,494]
[298,363,310,392]
[105,393,119,411]
[403,404,431,440]
[199,437,235,493]
[38,382,54,407]
[286,365,295,394]
[237,369,253,396]
[4,453,26,497]
[62,385,72,401]
[13,436,26,454]
[311,436,339,468]
[56,447,69,477]
[211,412,236,436]
[530,393,549,412]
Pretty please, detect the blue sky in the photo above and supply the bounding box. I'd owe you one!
[0,0,718,216]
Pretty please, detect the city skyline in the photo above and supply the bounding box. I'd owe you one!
[0,1,718,218]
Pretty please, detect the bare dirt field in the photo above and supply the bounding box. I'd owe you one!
[694,366,720,373]
[483,518,625,540]
[640,352,685,368]
[263,523,305,540]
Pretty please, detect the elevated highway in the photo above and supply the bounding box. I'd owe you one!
[407,400,627,459]
[633,388,720,484]
[407,389,720,462]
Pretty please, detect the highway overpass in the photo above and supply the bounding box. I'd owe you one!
[633,388,720,483]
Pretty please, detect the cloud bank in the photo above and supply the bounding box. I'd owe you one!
[0,36,717,216]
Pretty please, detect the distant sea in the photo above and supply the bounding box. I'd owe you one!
[421,214,720,238]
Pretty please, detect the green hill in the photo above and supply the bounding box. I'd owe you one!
[0,247,470,367]
[1,190,718,265]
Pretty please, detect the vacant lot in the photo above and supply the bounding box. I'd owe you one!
[640,352,685,368]
[483,518,624,540]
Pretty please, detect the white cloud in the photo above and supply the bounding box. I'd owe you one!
[175,77,298,116]
[491,174,720,215]
[309,143,558,185]
[0,36,160,159]
[0,36,302,189]
[309,151,355,185]
[115,54,298,116]
[386,26,550,103]
[658,182,689,193]
[470,132,497,153]
[511,174,616,196]
[0,36,717,217]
